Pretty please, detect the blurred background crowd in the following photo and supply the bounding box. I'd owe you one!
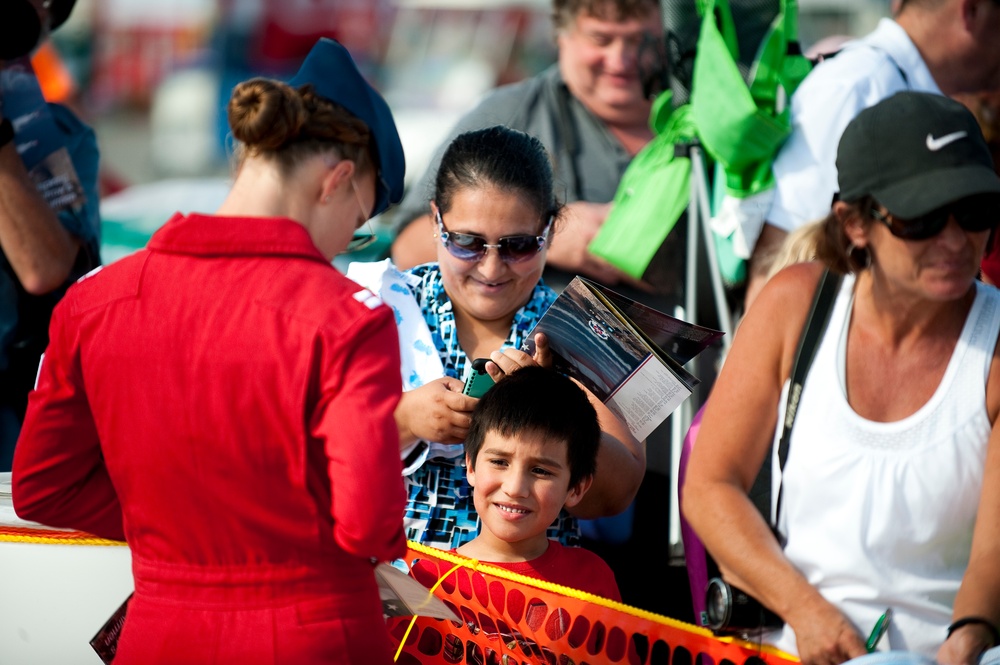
[44,0,891,264]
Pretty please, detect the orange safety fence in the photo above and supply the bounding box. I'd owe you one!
[389,542,799,665]
[0,525,125,547]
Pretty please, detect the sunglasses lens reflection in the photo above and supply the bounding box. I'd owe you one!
[345,220,377,253]
[447,234,487,260]
[345,233,375,252]
[503,236,542,258]
[442,233,542,263]
[436,211,549,263]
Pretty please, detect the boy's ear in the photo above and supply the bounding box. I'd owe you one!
[563,474,593,509]
[465,454,476,487]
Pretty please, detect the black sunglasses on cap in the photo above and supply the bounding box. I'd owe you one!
[870,194,1000,241]
[435,211,552,263]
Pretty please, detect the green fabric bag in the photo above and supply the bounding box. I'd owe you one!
[590,0,811,284]
[691,0,791,197]
[690,0,811,285]
[588,94,697,280]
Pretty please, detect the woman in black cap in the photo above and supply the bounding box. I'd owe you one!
[13,38,407,664]
[685,91,1000,665]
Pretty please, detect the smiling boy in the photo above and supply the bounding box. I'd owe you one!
[456,365,621,601]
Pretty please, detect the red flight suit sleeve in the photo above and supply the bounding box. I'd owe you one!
[311,304,406,562]
[12,302,125,541]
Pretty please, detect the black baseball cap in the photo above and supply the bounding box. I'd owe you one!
[288,38,405,218]
[836,91,1000,219]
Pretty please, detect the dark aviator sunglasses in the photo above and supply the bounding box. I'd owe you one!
[435,211,552,263]
[870,194,1000,241]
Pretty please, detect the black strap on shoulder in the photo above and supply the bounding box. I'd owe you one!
[772,268,843,528]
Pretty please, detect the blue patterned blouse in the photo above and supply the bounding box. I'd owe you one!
[402,263,580,550]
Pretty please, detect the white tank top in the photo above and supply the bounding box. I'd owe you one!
[769,276,1000,657]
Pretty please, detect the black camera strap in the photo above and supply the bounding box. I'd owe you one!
[771,268,842,529]
[704,268,843,634]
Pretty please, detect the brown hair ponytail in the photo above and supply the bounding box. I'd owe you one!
[228,79,306,154]
[227,78,373,175]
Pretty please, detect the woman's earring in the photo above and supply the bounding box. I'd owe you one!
[324,196,330,203]
[849,242,872,270]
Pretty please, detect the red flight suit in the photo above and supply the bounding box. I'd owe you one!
[13,213,406,664]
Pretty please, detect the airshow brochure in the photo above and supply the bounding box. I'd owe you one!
[377,562,461,621]
[522,277,723,440]
[90,594,130,664]
[0,57,86,213]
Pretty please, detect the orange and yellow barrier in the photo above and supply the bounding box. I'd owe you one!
[0,525,125,547]
[0,520,133,663]
[389,542,798,665]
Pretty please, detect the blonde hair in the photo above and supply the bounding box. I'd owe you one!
[766,220,824,280]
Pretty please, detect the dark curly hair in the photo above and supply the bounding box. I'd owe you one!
[434,126,563,230]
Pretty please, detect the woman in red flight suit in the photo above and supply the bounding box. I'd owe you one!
[12,38,407,664]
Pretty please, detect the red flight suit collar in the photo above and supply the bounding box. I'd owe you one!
[148,213,329,263]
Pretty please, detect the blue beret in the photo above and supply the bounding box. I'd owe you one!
[289,38,405,217]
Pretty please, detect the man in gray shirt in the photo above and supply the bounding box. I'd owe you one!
[390,0,666,293]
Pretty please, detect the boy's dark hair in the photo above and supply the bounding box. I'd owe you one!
[465,366,600,488]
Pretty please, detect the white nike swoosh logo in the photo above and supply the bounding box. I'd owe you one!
[926,131,968,151]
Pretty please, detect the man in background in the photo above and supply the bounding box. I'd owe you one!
[1,0,101,470]
[390,0,663,292]
[745,0,1000,307]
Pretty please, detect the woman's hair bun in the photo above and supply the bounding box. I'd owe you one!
[228,78,306,152]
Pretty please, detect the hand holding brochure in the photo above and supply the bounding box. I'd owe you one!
[522,277,723,440]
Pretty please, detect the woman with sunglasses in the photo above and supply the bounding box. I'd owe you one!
[387,125,643,551]
[12,39,408,664]
[684,91,1000,665]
